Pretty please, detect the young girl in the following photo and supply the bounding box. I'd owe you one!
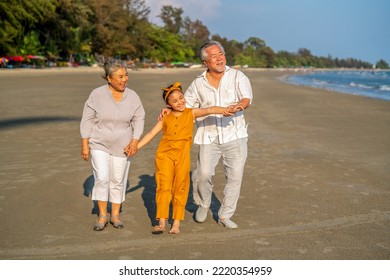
[127,82,242,234]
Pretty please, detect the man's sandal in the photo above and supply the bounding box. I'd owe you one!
[93,215,108,231]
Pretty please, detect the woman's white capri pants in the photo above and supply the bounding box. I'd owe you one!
[90,149,131,204]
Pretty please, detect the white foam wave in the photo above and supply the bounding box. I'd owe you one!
[379,85,390,91]
[313,79,328,86]
[349,82,374,90]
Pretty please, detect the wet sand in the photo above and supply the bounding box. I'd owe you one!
[0,67,389,260]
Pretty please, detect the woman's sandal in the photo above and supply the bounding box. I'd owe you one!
[93,215,108,231]
[110,215,124,229]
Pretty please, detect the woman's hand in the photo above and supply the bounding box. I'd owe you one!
[81,138,90,161]
[124,139,139,157]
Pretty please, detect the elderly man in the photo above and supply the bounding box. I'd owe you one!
[185,40,253,228]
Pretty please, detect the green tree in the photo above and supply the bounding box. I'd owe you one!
[234,53,252,67]
[88,0,150,58]
[274,51,291,67]
[239,37,269,67]
[121,0,151,60]
[183,17,210,61]
[33,0,93,62]
[0,0,56,55]
[245,37,265,49]
[18,31,43,56]
[376,59,389,69]
[259,46,275,68]
[88,0,132,57]
[145,25,194,62]
[297,48,312,57]
[0,0,376,69]
[158,5,183,34]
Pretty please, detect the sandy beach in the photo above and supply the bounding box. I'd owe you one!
[0,67,389,260]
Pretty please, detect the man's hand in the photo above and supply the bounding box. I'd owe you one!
[158,107,172,121]
[223,103,244,116]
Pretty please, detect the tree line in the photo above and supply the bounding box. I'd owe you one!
[1,0,388,69]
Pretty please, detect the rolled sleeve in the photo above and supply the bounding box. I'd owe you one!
[237,73,253,104]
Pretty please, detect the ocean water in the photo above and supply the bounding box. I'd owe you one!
[284,70,390,101]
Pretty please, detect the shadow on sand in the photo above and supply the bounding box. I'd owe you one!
[0,116,80,130]
[83,171,222,225]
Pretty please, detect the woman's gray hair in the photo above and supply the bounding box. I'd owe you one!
[199,40,225,61]
[102,59,127,80]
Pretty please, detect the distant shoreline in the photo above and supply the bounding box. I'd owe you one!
[2,66,386,76]
[2,65,389,102]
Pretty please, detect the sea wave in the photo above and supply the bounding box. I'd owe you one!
[379,85,390,91]
[284,70,390,101]
[349,82,374,90]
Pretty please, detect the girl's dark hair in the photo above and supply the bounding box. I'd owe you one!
[162,82,182,102]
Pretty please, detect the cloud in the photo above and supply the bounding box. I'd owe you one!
[143,0,221,24]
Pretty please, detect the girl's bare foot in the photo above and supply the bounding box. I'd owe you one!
[169,220,180,234]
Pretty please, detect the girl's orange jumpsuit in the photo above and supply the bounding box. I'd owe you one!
[155,108,193,221]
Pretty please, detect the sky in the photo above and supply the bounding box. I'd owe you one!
[143,0,390,65]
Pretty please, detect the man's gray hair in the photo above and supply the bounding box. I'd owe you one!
[199,41,225,61]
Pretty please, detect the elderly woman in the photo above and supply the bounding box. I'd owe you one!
[80,60,145,231]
